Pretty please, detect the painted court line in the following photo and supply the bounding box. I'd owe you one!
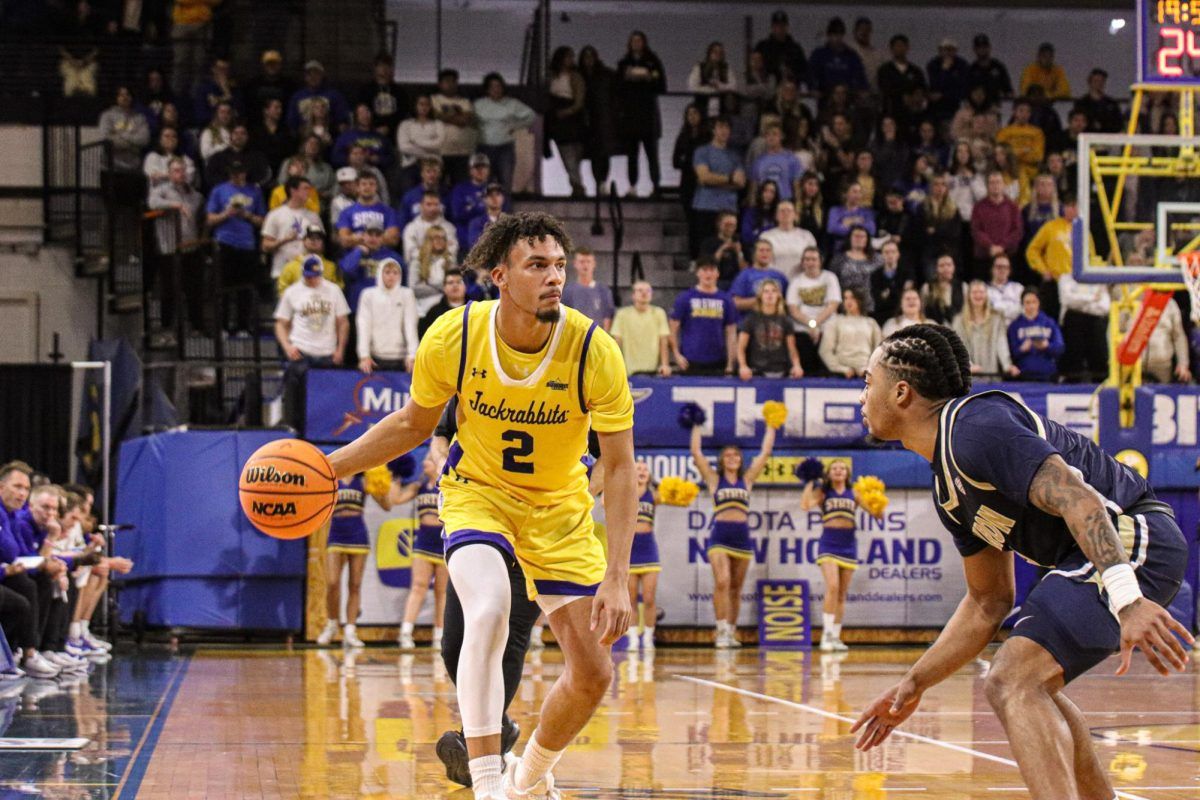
[674,674,1152,800]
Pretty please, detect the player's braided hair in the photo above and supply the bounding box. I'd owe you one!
[879,323,972,401]
[464,211,575,273]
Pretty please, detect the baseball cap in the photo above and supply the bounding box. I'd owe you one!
[484,182,504,195]
[336,166,357,182]
[304,59,325,72]
[770,10,788,24]
[261,50,283,64]
[973,33,990,47]
[304,225,325,239]
[469,152,491,168]
[301,255,323,277]
[228,159,246,174]
[1038,42,1054,53]
[939,37,958,49]
[364,223,384,233]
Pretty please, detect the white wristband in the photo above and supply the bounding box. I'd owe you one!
[1101,563,1143,613]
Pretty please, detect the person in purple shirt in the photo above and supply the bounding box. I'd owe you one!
[332,104,394,170]
[808,18,869,95]
[750,123,802,200]
[286,60,350,133]
[827,182,877,250]
[466,184,506,254]
[560,248,615,329]
[339,225,405,312]
[730,239,790,311]
[1007,288,1065,381]
[448,153,511,245]
[670,257,739,375]
[398,158,449,230]
[336,172,401,249]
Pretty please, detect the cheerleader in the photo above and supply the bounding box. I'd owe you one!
[317,470,394,648]
[800,458,871,652]
[690,422,776,648]
[393,454,449,650]
[625,460,661,651]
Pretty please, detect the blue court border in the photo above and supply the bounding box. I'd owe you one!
[115,653,193,799]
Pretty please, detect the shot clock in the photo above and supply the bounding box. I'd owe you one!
[1140,0,1200,83]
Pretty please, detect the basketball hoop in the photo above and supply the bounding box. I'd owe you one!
[1181,250,1200,314]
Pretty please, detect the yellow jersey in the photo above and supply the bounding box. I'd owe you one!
[410,300,634,507]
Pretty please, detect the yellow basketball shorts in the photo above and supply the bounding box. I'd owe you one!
[439,479,607,600]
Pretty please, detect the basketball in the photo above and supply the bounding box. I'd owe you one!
[238,438,337,539]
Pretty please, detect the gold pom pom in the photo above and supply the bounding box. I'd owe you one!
[853,475,886,496]
[762,400,788,429]
[364,465,393,499]
[861,490,889,518]
[658,476,700,506]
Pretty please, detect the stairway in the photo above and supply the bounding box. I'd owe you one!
[512,198,693,307]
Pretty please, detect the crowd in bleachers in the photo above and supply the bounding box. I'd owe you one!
[91,6,1200,424]
[0,462,124,681]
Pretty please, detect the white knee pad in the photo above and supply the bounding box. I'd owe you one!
[447,544,511,738]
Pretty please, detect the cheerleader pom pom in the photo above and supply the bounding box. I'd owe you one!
[364,464,393,498]
[677,402,707,430]
[658,475,701,506]
[860,490,889,518]
[762,400,788,429]
[794,456,825,484]
[853,475,886,497]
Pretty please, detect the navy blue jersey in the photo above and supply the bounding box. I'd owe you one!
[931,391,1150,568]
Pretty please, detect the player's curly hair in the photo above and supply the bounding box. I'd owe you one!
[879,323,972,401]
[463,211,575,273]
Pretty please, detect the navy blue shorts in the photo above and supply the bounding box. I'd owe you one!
[412,523,445,564]
[707,519,753,560]
[630,532,660,573]
[327,516,369,553]
[816,526,859,569]
[1009,503,1187,684]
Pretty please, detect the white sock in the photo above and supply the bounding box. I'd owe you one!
[823,613,835,636]
[344,624,356,636]
[642,626,654,640]
[81,621,91,635]
[830,621,842,639]
[531,624,543,640]
[469,754,503,798]
[516,732,564,790]
[432,625,443,640]
[69,622,82,640]
[400,621,414,636]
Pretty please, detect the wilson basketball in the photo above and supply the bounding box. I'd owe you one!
[239,438,337,539]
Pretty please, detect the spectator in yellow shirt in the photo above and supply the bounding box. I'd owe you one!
[269,159,322,213]
[1025,195,1080,280]
[277,231,343,295]
[996,99,1045,189]
[1019,43,1071,99]
[610,280,672,376]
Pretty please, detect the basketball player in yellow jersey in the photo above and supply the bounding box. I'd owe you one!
[329,212,637,800]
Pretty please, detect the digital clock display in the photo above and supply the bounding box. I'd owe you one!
[1140,0,1200,83]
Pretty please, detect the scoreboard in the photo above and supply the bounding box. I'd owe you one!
[1140,0,1200,83]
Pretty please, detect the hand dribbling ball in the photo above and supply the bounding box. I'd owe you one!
[239,439,337,539]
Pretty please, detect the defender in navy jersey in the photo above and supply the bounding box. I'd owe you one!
[851,324,1192,800]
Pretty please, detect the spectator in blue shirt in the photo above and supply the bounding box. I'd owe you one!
[731,239,790,311]
[690,116,745,263]
[206,161,267,333]
[398,157,448,230]
[287,61,350,133]
[332,103,393,170]
[339,225,405,312]
[670,257,739,375]
[336,172,400,249]
[465,183,506,254]
[926,38,971,123]
[1007,288,1065,381]
[808,18,868,95]
[191,57,241,128]
[561,248,616,330]
[749,123,802,200]
[448,153,507,245]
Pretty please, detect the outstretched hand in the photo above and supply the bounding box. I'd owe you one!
[1116,598,1194,676]
[850,677,922,751]
[590,576,632,646]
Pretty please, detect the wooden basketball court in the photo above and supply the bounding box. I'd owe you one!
[2,645,1195,798]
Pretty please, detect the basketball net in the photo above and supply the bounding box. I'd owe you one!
[1181,251,1200,320]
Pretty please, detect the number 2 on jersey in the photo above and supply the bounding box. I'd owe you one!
[501,430,535,473]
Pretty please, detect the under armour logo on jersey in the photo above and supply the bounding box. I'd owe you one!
[472,367,488,378]
[545,379,568,392]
